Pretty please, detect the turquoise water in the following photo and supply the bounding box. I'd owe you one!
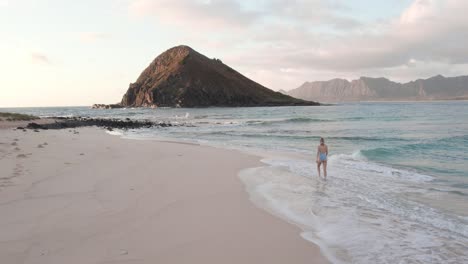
[2,101,468,263]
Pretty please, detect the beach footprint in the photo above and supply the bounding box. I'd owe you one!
[12,165,22,177]
[36,142,49,149]
[0,164,23,189]
[0,142,13,159]
[16,153,32,159]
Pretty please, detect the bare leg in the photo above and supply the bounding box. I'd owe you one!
[317,162,321,178]
[323,161,327,179]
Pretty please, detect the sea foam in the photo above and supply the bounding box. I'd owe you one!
[239,153,468,264]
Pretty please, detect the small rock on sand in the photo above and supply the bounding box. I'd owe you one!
[38,144,44,148]
[79,153,84,156]
[11,142,17,146]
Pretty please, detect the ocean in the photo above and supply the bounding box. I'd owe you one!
[2,101,467,263]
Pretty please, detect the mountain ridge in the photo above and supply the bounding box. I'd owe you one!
[287,75,468,102]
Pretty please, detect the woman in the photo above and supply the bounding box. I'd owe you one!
[316,137,328,179]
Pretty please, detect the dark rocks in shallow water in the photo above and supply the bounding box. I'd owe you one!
[25,117,174,130]
[92,104,123,109]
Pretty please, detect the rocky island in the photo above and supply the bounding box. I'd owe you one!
[118,45,319,107]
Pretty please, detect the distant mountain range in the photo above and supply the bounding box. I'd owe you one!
[287,75,468,102]
[119,45,318,107]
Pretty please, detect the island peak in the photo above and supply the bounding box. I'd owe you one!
[120,45,319,107]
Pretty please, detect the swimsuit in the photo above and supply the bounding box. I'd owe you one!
[319,152,327,161]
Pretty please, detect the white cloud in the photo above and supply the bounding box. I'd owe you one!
[127,0,468,90]
[400,0,438,24]
[129,0,259,31]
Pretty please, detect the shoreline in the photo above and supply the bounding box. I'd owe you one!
[0,125,328,263]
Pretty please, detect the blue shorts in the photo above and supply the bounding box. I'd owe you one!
[319,153,327,161]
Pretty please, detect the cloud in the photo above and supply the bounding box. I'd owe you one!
[127,0,468,89]
[79,32,110,43]
[129,0,259,31]
[30,53,51,65]
[235,0,468,69]
[264,0,362,31]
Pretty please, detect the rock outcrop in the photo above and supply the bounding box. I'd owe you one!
[24,117,174,130]
[120,45,319,107]
[288,75,468,102]
[92,104,123,109]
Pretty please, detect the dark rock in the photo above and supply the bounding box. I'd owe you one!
[25,117,170,131]
[26,123,44,129]
[120,45,319,107]
[92,104,123,109]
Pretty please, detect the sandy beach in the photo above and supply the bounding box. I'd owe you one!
[0,125,328,264]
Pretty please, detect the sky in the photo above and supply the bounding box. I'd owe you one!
[1,0,468,107]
